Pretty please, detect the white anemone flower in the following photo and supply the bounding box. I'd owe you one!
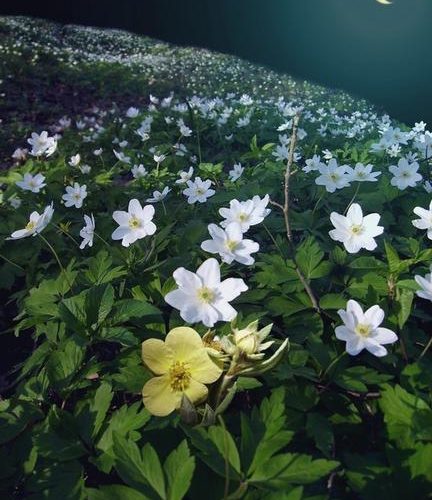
[68,154,81,167]
[164,258,248,327]
[146,186,171,203]
[182,177,215,204]
[79,214,95,249]
[131,164,148,179]
[389,159,422,190]
[175,166,194,184]
[201,223,259,265]
[414,267,432,302]
[62,183,87,209]
[335,300,398,357]
[27,131,57,157]
[412,201,432,240]
[9,203,54,240]
[329,203,384,254]
[111,199,156,247]
[219,195,270,233]
[228,163,244,182]
[16,173,46,193]
[315,159,351,193]
[346,163,381,182]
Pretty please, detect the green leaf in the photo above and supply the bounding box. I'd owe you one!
[85,284,115,329]
[296,237,325,280]
[208,425,241,474]
[112,434,156,496]
[408,443,432,481]
[84,250,127,285]
[46,337,85,390]
[87,485,151,500]
[379,384,431,448]
[249,453,339,486]
[164,440,195,500]
[306,413,334,457]
[396,289,414,329]
[111,299,162,324]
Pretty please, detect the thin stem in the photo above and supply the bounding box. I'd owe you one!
[312,192,325,215]
[321,351,347,380]
[161,200,167,216]
[419,335,432,359]
[276,114,321,313]
[51,223,80,247]
[94,231,111,248]
[263,222,285,257]
[344,183,361,215]
[0,253,25,271]
[38,234,73,290]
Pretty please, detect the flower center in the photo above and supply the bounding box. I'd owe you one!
[196,188,205,195]
[169,361,191,391]
[26,221,36,231]
[197,286,215,304]
[350,224,364,235]
[402,171,410,178]
[226,240,239,252]
[355,323,371,337]
[238,213,249,222]
[330,173,339,181]
[129,216,141,229]
[73,193,81,200]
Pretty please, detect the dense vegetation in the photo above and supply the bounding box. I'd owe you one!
[1,16,431,500]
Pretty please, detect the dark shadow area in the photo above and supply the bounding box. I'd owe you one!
[1,0,431,124]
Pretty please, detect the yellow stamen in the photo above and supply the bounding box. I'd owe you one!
[169,361,191,391]
[26,221,36,231]
[238,213,249,222]
[226,240,238,251]
[356,323,371,337]
[197,286,215,303]
[129,216,141,229]
[350,224,363,235]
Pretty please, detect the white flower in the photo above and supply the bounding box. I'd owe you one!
[153,154,166,164]
[12,148,28,161]
[9,197,22,209]
[303,155,323,173]
[111,199,156,247]
[79,214,95,249]
[146,186,171,203]
[346,163,381,182]
[16,173,46,193]
[68,154,81,167]
[175,166,194,184]
[201,223,259,265]
[335,300,398,357]
[219,195,271,232]
[79,164,91,174]
[126,107,139,118]
[93,148,103,156]
[414,267,432,302]
[183,177,215,204]
[9,203,54,240]
[389,159,422,190]
[164,258,248,327]
[228,163,244,182]
[329,203,384,254]
[27,131,57,157]
[412,201,432,239]
[113,150,131,164]
[62,183,87,209]
[315,159,351,193]
[322,149,333,160]
[131,164,148,179]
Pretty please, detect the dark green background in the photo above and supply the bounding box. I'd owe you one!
[2,0,432,124]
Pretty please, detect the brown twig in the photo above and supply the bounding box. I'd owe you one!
[271,114,322,314]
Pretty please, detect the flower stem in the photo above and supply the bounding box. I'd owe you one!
[0,253,25,271]
[344,183,361,215]
[321,351,347,380]
[419,335,432,359]
[38,234,73,290]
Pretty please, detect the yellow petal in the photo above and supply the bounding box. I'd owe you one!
[142,375,180,417]
[184,378,209,405]
[142,338,173,375]
[188,350,223,384]
[165,327,204,361]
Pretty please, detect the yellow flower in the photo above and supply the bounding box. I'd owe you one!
[142,327,223,417]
